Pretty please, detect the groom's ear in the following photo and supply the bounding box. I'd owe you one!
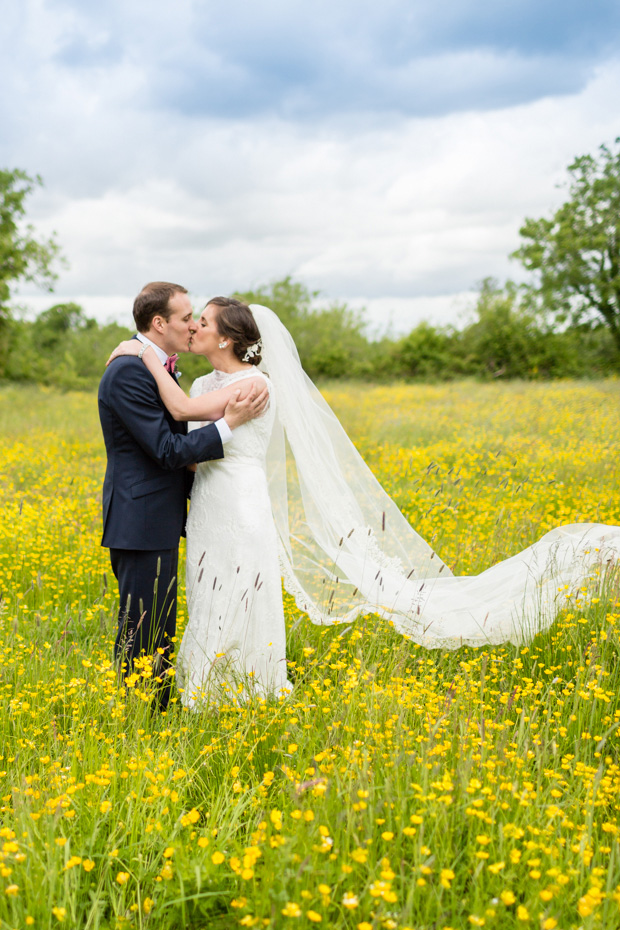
[151,315,166,334]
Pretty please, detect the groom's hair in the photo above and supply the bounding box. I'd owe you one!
[133,282,188,332]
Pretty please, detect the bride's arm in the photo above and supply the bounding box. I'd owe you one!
[107,341,265,421]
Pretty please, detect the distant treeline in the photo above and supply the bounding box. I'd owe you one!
[1,277,618,390]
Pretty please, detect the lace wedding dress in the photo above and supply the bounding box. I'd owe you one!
[176,368,291,707]
[176,305,620,706]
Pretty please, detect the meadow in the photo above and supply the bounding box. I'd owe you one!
[0,380,620,930]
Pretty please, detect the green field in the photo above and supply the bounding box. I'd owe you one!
[0,381,619,930]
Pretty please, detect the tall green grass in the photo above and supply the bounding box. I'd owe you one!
[0,383,619,930]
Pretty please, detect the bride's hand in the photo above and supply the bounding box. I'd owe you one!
[106,340,142,366]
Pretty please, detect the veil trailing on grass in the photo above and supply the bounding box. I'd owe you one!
[251,304,620,648]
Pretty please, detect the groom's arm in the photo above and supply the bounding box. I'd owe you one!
[104,361,224,470]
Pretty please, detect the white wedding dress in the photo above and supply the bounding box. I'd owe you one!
[176,368,291,707]
[176,305,620,706]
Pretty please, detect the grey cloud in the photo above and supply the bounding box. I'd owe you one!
[26,0,620,121]
[150,25,606,120]
[153,47,591,121]
[3,0,620,328]
[54,34,124,68]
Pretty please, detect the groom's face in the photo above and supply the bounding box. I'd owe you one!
[158,292,196,355]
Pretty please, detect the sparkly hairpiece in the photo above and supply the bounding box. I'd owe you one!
[242,340,262,362]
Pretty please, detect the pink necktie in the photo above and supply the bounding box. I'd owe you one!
[164,354,178,374]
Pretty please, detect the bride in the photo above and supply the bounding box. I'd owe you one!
[109,298,620,705]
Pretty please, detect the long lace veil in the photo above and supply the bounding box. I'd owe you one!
[251,304,449,628]
[251,304,620,647]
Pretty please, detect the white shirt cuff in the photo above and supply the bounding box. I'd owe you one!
[214,418,233,444]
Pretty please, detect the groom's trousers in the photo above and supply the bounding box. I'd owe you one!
[110,547,178,708]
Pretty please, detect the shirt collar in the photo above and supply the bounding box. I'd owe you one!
[136,333,168,366]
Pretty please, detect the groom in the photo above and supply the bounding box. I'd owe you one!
[98,281,268,706]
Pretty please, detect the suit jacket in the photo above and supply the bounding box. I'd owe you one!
[98,356,223,550]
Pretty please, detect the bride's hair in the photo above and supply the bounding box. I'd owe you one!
[208,297,263,366]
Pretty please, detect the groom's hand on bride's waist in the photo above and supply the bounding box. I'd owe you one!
[223,383,269,430]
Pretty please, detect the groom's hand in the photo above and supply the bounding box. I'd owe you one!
[223,384,269,430]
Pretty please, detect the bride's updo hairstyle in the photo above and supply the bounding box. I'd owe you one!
[208,296,262,366]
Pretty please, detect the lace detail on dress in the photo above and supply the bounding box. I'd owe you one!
[190,369,274,463]
[177,368,291,707]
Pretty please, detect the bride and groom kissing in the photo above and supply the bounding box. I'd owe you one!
[99,281,620,711]
[99,281,279,709]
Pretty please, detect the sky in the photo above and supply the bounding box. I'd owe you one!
[2,0,620,334]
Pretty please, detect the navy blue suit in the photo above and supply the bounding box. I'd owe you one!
[98,354,223,699]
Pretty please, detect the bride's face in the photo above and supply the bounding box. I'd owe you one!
[190,303,224,360]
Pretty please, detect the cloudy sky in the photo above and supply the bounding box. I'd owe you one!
[3,0,619,333]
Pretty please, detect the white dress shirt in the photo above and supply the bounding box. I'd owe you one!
[136,333,232,444]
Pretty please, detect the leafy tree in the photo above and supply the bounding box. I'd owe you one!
[0,169,63,376]
[5,307,132,389]
[462,278,541,378]
[391,321,461,380]
[513,139,620,352]
[301,303,372,378]
[0,169,62,307]
[461,278,589,379]
[235,276,316,333]
[37,302,95,350]
[235,277,370,379]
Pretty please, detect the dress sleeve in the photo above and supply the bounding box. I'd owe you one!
[188,375,210,432]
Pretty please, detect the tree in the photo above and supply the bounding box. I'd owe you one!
[235,276,316,333]
[0,169,63,337]
[513,139,620,352]
[392,321,460,380]
[235,276,370,378]
[36,302,94,350]
[461,278,574,379]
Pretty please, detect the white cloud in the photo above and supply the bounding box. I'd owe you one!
[14,60,618,330]
[4,1,619,335]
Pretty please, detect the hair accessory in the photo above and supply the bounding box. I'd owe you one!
[242,340,262,362]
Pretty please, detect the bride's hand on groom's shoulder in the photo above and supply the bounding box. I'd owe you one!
[223,383,269,430]
[106,340,141,366]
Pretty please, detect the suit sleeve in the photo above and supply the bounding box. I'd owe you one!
[106,361,224,469]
